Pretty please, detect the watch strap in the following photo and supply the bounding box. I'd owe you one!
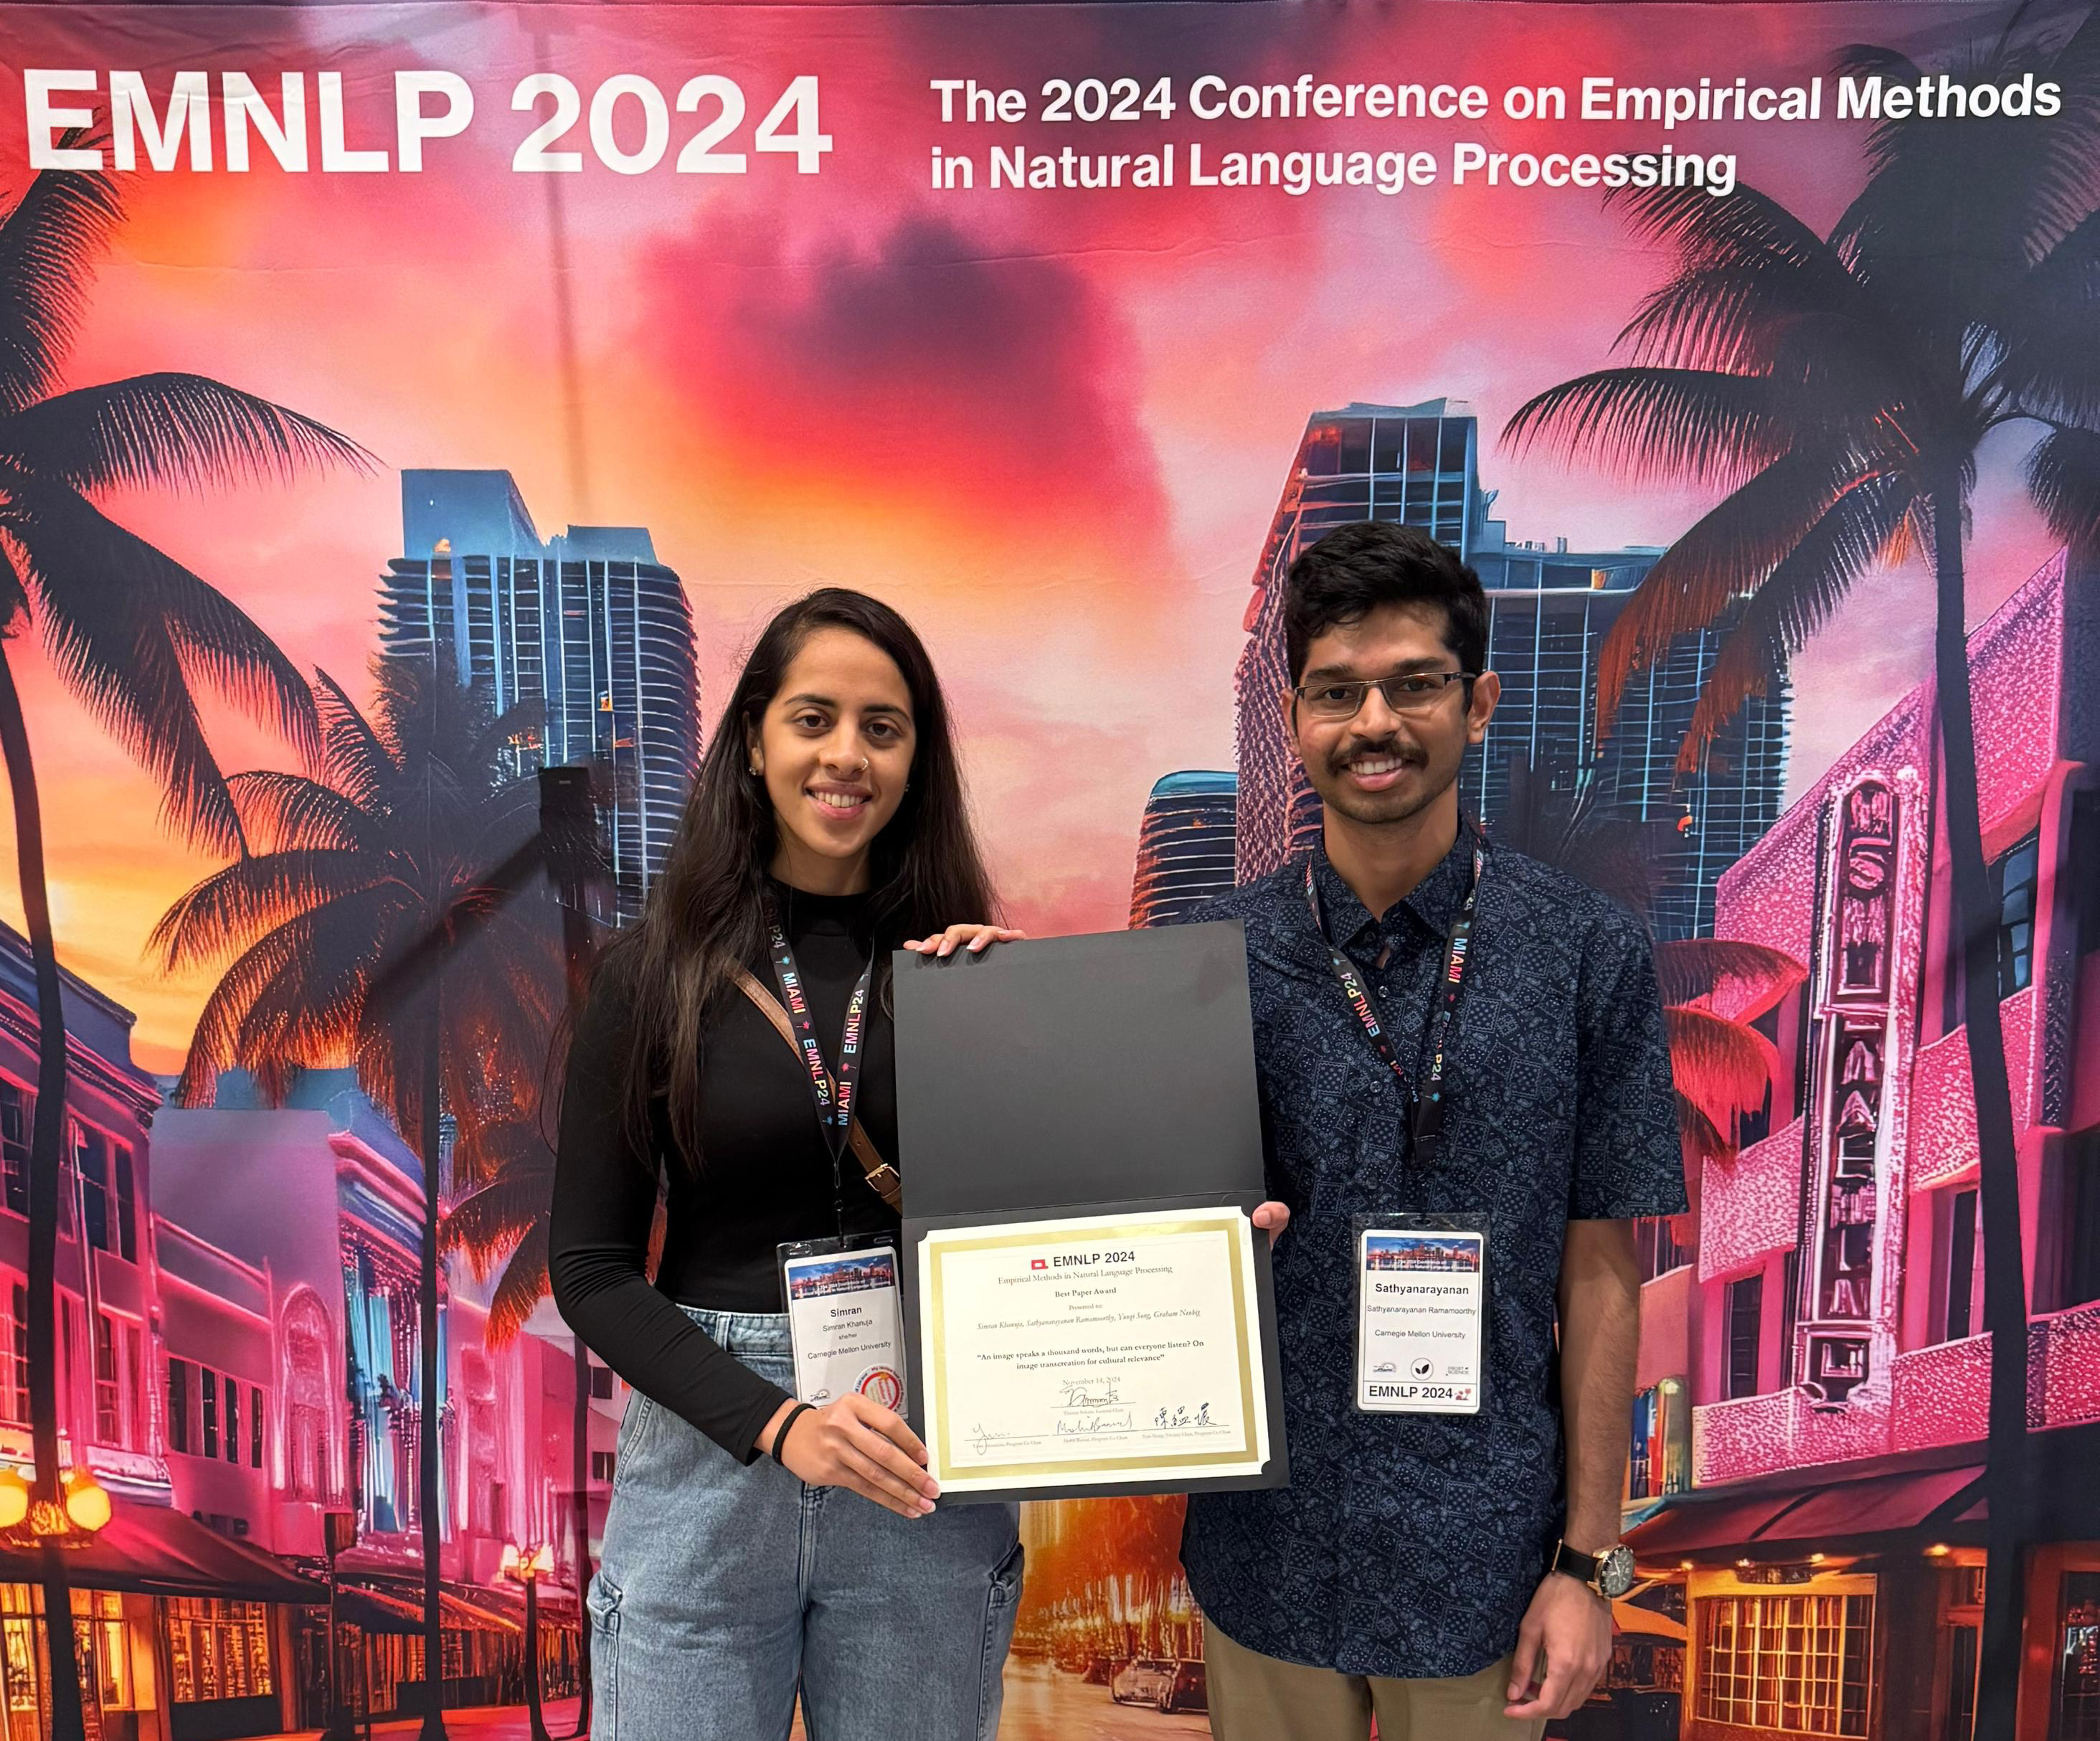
[1550,1539,1604,1593]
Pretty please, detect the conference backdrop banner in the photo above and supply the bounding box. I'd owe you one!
[0,4,2094,1740]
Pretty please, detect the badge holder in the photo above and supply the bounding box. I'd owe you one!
[777,1234,907,1412]
[1351,1212,1491,1416]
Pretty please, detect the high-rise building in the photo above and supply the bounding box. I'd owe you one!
[1130,771,1238,928]
[1234,402,1483,882]
[381,471,700,923]
[1230,402,1789,938]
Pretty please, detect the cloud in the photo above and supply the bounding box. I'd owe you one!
[635,208,1169,557]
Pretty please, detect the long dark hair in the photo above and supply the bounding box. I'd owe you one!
[602,587,998,1170]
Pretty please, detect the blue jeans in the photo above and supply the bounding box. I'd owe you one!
[587,1308,1023,1741]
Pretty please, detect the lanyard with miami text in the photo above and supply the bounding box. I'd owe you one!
[1303,835,1486,1149]
[762,895,874,1235]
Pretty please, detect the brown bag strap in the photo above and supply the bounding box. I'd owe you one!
[733,967,904,1213]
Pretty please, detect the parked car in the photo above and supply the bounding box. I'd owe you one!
[1110,1656,1207,1714]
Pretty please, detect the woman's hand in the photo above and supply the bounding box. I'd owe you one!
[903,923,1027,958]
[756,1393,940,1519]
[1252,1202,1291,1248]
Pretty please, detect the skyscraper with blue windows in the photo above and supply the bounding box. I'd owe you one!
[1231,401,1789,939]
[380,471,700,924]
[1130,771,1239,928]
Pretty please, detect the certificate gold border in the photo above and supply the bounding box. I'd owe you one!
[920,1211,1266,1486]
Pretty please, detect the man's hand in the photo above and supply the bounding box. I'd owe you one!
[1504,1572,1612,1720]
[1252,1202,1290,1248]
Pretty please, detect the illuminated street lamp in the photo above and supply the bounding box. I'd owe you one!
[500,1542,556,1741]
[0,1461,110,1547]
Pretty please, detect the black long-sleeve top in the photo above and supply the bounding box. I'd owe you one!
[549,884,899,1463]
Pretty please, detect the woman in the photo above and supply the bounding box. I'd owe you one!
[551,588,1027,1741]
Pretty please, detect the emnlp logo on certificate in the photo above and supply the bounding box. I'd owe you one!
[1356,1229,1485,1415]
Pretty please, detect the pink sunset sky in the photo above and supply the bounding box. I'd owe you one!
[0,0,2067,1074]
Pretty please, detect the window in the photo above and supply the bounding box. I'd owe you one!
[283,1291,334,1502]
[0,1284,25,1427]
[1779,1249,1802,1385]
[2059,1573,2100,1741]
[127,1324,144,1452]
[201,1367,218,1459]
[74,1126,108,1256]
[589,1364,615,1402]
[2072,791,2099,957]
[72,1590,133,1711]
[113,1145,136,1263]
[0,1082,27,1217]
[93,1315,120,1445]
[1944,1190,1980,1341]
[1992,831,2041,1000]
[164,1598,274,1703]
[1947,1623,1978,1741]
[590,1450,615,1483]
[1636,1217,1695,1281]
[1695,1591,1874,1735]
[224,1376,240,1465]
[2058,1128,2100,1311]
[1727,1274,1765,1400]
[168,1357,193,1455]
[251,1387,263,1470]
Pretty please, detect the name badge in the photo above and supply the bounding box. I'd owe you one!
[1354,1217,1488,1415]
[779,1237,907,1412]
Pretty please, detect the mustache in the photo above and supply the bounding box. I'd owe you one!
[1326,735,1424,773]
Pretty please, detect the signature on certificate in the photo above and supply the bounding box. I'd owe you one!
[1054,1411,1135,1437]
[1059,1379,1122,1410]
[1153,1403,1214,1430]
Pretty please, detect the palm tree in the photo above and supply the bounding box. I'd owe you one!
[0,138,364,1740]
[1505,16,2100,1726]
[154,662,563,1741]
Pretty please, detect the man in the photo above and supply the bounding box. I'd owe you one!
[1183,521,1684,1740]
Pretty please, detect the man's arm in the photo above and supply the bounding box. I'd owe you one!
[1505,1218,1640,1718]
[1560,1217,1642,1552]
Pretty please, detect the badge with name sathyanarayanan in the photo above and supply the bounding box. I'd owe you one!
[1353,1215,1488,1415]
[779,1237,906,1412]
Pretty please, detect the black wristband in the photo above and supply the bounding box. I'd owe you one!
[768,1402,815,1468]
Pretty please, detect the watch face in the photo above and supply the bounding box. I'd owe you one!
[1598,1545,1637,1600]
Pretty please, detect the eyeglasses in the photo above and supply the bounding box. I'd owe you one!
[1291,671,1478,720]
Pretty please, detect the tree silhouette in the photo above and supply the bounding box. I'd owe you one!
[1505,16,2100,1725]
[156,662,562,1741]
[0,136,364,1741]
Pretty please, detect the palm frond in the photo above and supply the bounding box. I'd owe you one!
[1655,938,1807,1022]
[313,669,401,810]
[2025,421,2100,552]
[226,768,386,855]
[1503,367,1789,492]
[1594,443,1886,725]
[1666,1006,1780,1137]
[1676,472,1918,766]
[484,1221,552,1348]
[149,849,387,972]
[0,373,372,495]
[438,1154,554,1270]
[0,143,119,415]
[1679,1095,1734,1167]
[4,476,321,847]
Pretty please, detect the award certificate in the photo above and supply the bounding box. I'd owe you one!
[916,1207,1269,1492]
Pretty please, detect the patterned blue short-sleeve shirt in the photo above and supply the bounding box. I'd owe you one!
[1179,831,1686,1679]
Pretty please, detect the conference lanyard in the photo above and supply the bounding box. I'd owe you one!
[1303,836,1486,1148]
[762,896,874,1237]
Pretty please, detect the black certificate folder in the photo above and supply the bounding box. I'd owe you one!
[895,920,1289,1505]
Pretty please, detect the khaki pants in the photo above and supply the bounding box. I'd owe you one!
[1205,1621,1548,1741]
